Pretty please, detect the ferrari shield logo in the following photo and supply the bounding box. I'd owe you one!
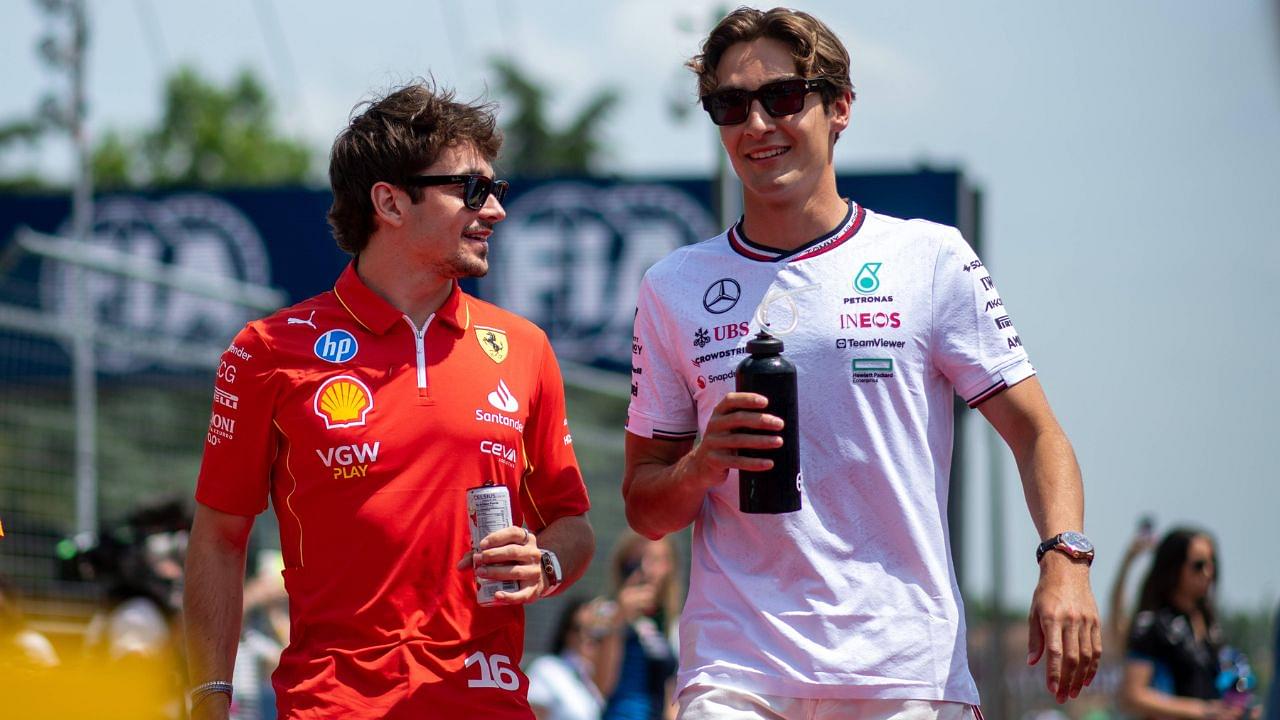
[475,326,508,363]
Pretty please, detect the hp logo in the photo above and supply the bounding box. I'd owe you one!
[314,329,359,363]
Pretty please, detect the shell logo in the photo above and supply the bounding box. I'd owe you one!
[313,375,374,429]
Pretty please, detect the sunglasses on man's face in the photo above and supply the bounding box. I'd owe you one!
[405,174,509,210]
[700,77,830,126]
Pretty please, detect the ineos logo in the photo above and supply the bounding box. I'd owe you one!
[703,279,741,315]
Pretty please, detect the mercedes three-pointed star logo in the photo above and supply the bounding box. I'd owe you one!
[702,278,741,314]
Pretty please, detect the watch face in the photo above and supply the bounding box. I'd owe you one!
[1060,531,1093,554]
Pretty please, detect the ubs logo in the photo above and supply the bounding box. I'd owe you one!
[39,194,274,373]
[703,279,741,314]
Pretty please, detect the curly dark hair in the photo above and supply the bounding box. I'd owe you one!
[327,80,503,255]
[687,6,855,110]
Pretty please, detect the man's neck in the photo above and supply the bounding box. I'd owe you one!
[739,180,849,252]
[355,247,452,328]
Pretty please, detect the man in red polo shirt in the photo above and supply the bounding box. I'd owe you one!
[183,81,594,720]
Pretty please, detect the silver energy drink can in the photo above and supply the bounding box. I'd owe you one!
[466,483,520,606]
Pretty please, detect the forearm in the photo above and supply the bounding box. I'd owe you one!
[623,448,711,539]
[535,513,594,591]
[1121,686,1216,719]
[1015,424,1084,538]
[183,509,252,719]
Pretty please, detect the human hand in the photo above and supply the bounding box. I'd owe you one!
[1198,699,1250,719]
[686,392,784,487]
[454,526,544,604]
[1027,553,1101,704]
[616,569,658,622]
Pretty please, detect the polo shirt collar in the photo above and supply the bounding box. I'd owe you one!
[333,261,471,335]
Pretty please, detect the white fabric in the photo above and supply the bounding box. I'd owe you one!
[628,203,1033,703]
[526,652,603,720]
[678,685,979,720]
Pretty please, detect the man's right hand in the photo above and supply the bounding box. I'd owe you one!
[684,391,785,486]
[623,391,786,539]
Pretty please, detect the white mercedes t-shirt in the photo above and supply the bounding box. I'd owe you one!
[627,202,1034,703]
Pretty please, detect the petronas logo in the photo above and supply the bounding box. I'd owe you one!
[854,262,882,294]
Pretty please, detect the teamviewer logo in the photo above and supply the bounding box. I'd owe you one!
[488,380,519,413]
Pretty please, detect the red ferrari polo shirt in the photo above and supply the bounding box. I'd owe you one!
[196,263,589,719]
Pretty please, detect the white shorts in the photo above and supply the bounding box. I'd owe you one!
[678,685,983,720]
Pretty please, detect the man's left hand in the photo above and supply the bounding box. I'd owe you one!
[1027,552,1101,704]
[455,526,545,604]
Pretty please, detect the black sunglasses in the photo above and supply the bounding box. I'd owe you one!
[700,77,830,126]
[405,174,509,210]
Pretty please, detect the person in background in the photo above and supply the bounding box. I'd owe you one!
[0,573,59,671]
[599,531,681,720]
[1119,527,1259,719]
[527,596,610,720]
[1107,516,1158,652]
[1266,599,1279,720]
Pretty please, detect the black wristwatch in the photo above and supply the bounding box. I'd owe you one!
[1036,531,1095,565]
[539,549,563,596]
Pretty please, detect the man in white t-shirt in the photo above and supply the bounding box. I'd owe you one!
[622,8,1101,719]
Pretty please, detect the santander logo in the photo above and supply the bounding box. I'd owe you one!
[487,379,519,413]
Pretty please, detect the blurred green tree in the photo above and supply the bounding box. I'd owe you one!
[489,57,619,176]
[0,119,51,190]
[92,66,313,189]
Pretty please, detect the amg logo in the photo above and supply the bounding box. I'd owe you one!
[995,315,1013,329]
[1008,335,1022,349]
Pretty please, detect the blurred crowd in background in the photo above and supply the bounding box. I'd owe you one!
[1,499,1276,719]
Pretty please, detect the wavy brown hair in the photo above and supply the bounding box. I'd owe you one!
[327,79,502,255]
[687,6,855,109]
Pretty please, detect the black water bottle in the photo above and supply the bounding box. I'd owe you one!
[735,331,802,514]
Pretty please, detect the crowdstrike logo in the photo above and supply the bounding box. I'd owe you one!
[488,380,519,413]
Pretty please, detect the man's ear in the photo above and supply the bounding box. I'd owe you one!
[828,89,852,138]
[370,181,406,229]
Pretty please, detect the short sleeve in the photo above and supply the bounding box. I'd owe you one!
[930,228,1036,407]
[625,274,697,440]
[519,337,589,533]
[194,324,277,516]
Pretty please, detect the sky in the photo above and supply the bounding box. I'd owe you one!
[3,1,1279,614]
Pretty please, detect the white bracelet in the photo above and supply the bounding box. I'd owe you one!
[189,680,233,707]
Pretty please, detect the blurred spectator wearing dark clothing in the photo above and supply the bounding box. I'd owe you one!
[1119,527,1259,720]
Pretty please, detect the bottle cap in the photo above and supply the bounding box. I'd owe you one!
[746,330,783,356]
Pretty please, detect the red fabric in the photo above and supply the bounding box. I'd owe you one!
[196,263,588,718]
